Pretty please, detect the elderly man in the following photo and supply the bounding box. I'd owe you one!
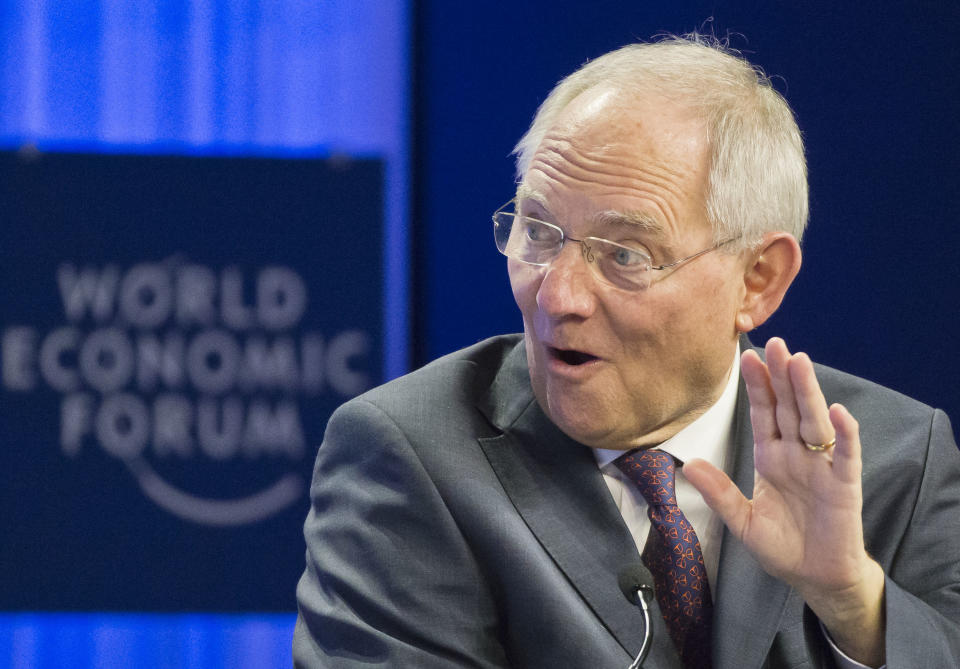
[294,36,960,668]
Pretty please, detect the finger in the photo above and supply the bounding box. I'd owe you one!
[741,349,780,443]
[829,403,862,485]
[788,352,836,446]
[765,338,802,440]
[683,458,752,541]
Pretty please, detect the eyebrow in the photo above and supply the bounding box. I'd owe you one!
[515,184,547,210]
[593,210,665,236]
[515,184,668,239]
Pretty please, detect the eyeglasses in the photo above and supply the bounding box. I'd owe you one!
[492,200,739,292]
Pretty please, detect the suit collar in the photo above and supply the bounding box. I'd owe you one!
[477,336,535,431]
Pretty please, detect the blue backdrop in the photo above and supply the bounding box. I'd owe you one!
[0,1,408,667]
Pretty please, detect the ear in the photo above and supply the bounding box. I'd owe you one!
[734,232,802,333]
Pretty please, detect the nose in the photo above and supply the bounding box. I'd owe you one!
[535,242,597,318]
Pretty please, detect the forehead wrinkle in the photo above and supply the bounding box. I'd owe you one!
[538,128,694,185]
[530,137,697,216]
[528,156,689,239]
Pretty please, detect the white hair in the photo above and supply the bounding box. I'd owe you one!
[513,34,808,247]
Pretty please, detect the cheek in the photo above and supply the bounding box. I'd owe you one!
[606,291,678,350]
[507,260,543,313]
[609,275,736,366]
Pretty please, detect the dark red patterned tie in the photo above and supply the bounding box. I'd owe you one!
[614,449,713,669]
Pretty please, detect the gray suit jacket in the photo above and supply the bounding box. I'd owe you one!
[294,335,960,668]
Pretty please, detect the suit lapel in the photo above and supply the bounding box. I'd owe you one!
[713,344,793,669]
[476,341,663,662]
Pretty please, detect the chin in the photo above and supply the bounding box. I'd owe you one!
[541,393,619,449]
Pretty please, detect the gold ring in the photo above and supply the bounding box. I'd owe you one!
[804,437,836,452]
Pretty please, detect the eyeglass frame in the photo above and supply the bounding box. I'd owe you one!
[492,199,741,292]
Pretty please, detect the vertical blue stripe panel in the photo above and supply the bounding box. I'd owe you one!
[0,614,297,669]
[0,0,408,154]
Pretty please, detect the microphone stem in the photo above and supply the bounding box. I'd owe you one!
[628,586,653,669]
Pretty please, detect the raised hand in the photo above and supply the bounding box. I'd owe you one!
[683,338,885,666]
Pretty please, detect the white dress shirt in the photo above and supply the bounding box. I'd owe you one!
[592,348,880,669]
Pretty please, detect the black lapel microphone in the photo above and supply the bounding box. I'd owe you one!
[618,564,655,669]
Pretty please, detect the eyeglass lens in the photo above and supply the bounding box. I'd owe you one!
[493,209,654,291]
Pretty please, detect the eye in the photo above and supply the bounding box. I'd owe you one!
[611,245,649,267]
[524,221,544,241]
[523,219,555,244]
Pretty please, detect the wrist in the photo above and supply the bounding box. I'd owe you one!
[803,560,886,666]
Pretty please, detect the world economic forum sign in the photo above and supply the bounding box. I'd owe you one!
[0,151,384,610]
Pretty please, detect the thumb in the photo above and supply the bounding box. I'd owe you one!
[684,458,752,540]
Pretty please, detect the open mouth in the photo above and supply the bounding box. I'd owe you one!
[548,346,599,366]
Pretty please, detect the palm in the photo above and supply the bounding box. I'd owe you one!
[742,456,864,591]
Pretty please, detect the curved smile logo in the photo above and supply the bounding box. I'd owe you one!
[1,258,371,526]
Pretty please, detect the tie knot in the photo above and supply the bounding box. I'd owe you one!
[614,449,678,507]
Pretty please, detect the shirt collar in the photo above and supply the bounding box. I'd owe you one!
[593,346,741,472]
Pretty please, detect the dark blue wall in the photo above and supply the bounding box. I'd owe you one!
[414,1,960,423]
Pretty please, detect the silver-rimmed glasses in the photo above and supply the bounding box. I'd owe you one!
[492,200,739,291]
